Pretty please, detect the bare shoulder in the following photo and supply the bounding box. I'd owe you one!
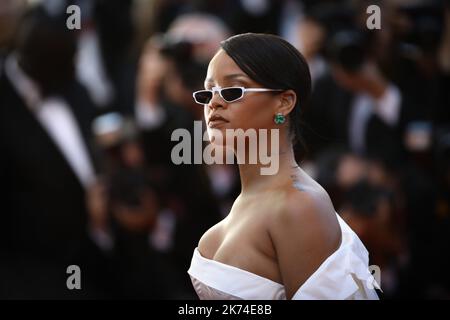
[271,180,339,233]
[269,184,342,298]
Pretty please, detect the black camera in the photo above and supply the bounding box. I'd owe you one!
[328,29,366,73]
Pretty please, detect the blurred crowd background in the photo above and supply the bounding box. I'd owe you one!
[0,0,449,299]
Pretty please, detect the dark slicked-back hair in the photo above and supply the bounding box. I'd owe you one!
[220,33,311,146]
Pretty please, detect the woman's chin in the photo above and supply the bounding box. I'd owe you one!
[208,128,237,150]
[207,127,225,144]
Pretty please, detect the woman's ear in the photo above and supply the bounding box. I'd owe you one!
[275,90,297,115]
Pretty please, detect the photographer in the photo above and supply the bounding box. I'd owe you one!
[305,28,405,169]
[87,113,188,298]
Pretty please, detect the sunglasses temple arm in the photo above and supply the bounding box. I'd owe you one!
[244,88,283,93]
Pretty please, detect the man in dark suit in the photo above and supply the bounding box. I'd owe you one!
[303,30,405,168]
[0,7,106,299]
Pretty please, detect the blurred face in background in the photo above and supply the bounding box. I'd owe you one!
[0,0,26,48]
[296,17,326,61]
[166,13,230,62]
[136,38,169,103]
[16,9,77,96]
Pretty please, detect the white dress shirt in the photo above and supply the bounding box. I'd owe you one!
[349,84,402,154]
[76,29,114,108]
[5,54,96,189]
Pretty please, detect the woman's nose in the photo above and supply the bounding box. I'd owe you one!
[208,91,226,109]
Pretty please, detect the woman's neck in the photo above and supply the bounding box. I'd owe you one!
[237,136,299,195]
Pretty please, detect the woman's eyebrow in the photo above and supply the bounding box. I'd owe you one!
[205,73,249,83]
[223,73,249,81]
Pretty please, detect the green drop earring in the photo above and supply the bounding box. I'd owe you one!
[274,113,286,125]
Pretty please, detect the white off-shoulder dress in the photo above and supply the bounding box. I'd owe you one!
[188,214,380,300]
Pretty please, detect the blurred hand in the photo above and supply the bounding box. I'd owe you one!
[86,178,109,231]
[336,154,367,188]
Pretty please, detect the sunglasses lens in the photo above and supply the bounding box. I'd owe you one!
[194,91,213,104]
[221,88,243,102]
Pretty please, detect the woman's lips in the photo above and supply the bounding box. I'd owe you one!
[208,119,229,128]
[208,114,229,128]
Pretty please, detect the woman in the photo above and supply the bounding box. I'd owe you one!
[187,33,380,300]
